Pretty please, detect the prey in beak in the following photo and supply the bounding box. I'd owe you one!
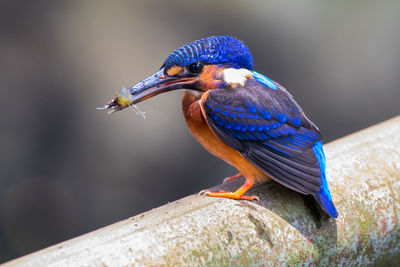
[98,67,197,114]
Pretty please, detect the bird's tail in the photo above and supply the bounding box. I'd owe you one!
[312,142,338,218]
[314,189,338,218]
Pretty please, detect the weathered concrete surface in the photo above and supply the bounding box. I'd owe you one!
[3,116,400,266]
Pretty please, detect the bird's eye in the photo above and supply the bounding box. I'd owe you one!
[188,61,204,73]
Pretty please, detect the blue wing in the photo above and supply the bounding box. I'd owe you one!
[203,78,320,192]
[203,76,338,217]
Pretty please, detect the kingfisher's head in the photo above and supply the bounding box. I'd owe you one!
[100,36,254,112]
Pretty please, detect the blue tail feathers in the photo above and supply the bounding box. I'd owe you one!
[312,142,338,218]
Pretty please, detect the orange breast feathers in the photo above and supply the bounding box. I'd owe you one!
[181,91,269,183]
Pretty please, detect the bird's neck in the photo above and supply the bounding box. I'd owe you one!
[181,90,204,126]
[197,66,253,90]
[221,68,253,88]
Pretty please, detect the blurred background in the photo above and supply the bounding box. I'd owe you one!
[1,0,399,262]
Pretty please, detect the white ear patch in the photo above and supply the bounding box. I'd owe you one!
[222,68,253,87]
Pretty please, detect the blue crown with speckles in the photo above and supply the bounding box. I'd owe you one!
[163,36,253,70]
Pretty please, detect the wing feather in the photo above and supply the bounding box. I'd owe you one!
[202,78,323,195]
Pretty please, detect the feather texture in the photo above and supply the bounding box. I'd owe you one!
[202,77,337,217]
[163,36,253,70]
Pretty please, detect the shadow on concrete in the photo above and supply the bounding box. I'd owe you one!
[208,177,338,262]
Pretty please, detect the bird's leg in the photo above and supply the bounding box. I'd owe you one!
[223,172,242,183]
[199,178,259,201]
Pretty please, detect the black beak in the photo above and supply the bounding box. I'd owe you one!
[98,67,196,113]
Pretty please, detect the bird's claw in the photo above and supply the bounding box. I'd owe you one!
[198,190,213,196]
[198,190,260,201]
[249,195,260,202]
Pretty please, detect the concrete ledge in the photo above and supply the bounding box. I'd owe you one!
[3,117,400,266]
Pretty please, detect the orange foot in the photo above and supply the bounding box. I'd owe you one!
[223,173,242,183]
[199,177,260,201]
